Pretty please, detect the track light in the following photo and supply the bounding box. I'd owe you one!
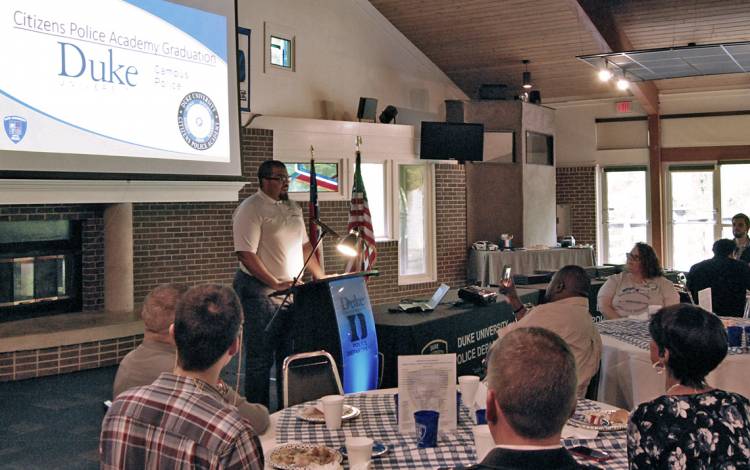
[522,59,532,89]
[598,69,612,81]
[616,77,630,90]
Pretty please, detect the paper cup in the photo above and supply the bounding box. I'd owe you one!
[321,395,345,430]
[458,375,480,407]
[345,436,373,466]
[414,410,439,448]
[472,424,494,462]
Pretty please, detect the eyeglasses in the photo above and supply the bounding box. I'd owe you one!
[264,175,290,182]
[626,252,640,261]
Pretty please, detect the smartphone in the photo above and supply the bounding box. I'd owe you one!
[502,264,512,282]
[568,446,611,462]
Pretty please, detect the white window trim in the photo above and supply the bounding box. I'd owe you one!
[599,166,651,264]
[663,162,720,270]
[395,162,437,285]
[351,159,394,242]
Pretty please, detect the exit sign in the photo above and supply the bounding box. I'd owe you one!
[616,101,632,113]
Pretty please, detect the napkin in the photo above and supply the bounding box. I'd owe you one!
[561,424,598,439]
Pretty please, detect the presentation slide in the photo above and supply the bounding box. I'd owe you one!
[0,0,236,168]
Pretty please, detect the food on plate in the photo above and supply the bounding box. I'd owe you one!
[270,444,337,467]
[586,409,629,426]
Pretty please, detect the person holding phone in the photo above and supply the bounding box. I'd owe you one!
[467,328,597,469]
[628,304,750,469]
[498,265,601,398]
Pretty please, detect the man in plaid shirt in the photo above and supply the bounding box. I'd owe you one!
[100,284,264,469]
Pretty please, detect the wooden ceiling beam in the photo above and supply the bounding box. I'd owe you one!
[565,0,659,114]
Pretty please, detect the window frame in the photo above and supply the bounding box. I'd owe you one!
[393,162,437,285]
[600,166,651,264]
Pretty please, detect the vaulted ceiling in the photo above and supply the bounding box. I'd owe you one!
[369,0,750,106]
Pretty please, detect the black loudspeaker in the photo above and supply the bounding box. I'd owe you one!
[445,100,465,123]
[529,90,542,104]
[478,84,508,100]
[357,97,378,121]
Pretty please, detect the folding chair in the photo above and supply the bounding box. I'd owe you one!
[282,350,343,408]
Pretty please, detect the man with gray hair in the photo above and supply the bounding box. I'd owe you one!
[472,327,592,469]
[112,283,269,433]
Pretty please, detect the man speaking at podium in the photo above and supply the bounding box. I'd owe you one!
[233,160,325,408]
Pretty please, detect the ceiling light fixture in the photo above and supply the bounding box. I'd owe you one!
[522,59,532,89]
[616,76,630,90]
[598,60,612,81]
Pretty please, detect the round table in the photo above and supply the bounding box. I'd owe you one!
[596,318,750,410]
[259,389,629,469]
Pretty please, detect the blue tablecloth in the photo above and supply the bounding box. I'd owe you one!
[275,393,627,469]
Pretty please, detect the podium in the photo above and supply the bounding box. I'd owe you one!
[287,271,379,393]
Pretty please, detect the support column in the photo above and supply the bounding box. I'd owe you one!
[104,203,134,313]
[648,115,664,260]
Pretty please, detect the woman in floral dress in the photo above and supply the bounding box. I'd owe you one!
[627,304,750,469]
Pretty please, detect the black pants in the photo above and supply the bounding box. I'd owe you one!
[233,270,289,409]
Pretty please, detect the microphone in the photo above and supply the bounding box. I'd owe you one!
[312,217,341,238]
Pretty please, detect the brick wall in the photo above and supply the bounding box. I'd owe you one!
[556,166,597,247]
[0,204,105,312]
[1,129,469,311]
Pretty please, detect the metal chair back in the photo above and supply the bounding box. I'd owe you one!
[282,350,343,408]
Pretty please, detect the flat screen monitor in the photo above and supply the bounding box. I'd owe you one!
[0,0,241,179]
[420,122,484,162]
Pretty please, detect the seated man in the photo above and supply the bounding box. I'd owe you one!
[499,265,602,397]
[112,283,269,433]
[687,239,750,316]
[101,284,264,470]
[474,327,593,470]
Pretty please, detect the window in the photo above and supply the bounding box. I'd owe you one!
[285,162,340,193]
[525,131,553,165]
[602,168,649,264]
[398,164,435,282]
[720,163,750,239]
[354,162,388,240]
[270,36,292,68]
[667,166,715,271]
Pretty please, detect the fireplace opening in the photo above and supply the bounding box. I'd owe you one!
[0,220,82,322]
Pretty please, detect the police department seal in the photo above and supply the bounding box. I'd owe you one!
[177,92,220,150]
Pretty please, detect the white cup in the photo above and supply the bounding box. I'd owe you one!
[345,436,373,466]
[320,395,345,430]
[472,424,494,462]
[458,375,481,407]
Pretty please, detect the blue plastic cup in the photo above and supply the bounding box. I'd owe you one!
[456,391,462,425]
[475,408,487,425]
[394,393,399,423]
[728,326,742,348]
[414,410,439,448]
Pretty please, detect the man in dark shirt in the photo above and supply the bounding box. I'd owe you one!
[688,239,750,317]
[732,213,750,264]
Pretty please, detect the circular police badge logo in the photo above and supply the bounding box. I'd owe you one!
[177,92,220,150]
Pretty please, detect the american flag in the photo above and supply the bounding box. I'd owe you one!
[308,154,321,263]
[345,143,377,272]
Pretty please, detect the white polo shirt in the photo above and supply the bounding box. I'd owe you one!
[232,190,308,282]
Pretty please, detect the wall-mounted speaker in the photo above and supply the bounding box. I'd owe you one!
[357,97,378,121]
[445,100,465,123]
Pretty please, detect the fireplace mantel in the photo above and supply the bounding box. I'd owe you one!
[0,179,245,205]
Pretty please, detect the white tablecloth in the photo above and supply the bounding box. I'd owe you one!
[260,389,628,469]
[468,248,595,286]
[597,319,750,410]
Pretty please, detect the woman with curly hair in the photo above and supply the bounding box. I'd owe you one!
[627,304,750,469]
[598,242,679,319]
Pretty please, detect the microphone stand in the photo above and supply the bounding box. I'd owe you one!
[263,219,335,335]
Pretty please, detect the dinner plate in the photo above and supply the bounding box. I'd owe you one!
[568,409,627,431]
[297,404,361,423]
[338,441,388,458]
[269,443,343,469]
